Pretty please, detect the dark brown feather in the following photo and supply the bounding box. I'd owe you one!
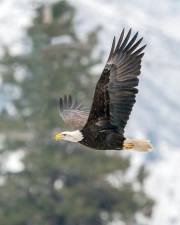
[108,29,146,132]
[85,28,146,134]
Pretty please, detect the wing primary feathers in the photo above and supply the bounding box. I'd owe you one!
[118,28,132,52]
[127,37,143,54]
[59,98,63,112]
[132,44,146,56]
[119,51,144,69]
[107,29,146,133]
[68,95,72,107]
[123,32,138,52]
[73,100,79,108]
[64,95,67,108]
[114,28,125,54]
[107,36,116,62]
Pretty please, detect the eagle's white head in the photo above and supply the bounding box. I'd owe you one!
[55,130,83,143]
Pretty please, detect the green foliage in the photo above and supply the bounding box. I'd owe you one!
[0,1,154,225]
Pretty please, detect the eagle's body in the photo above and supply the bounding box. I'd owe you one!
[55,28,152,152]
[80,120,124,150]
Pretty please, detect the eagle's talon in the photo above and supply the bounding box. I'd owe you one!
[123,143,134,150]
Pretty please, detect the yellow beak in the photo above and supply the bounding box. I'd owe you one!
[54,132,64,141]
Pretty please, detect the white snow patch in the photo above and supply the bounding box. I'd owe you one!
[145,145,180,225]
[2,150,25,172]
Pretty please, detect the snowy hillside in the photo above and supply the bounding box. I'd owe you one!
[121,145,180,225]
[145,146,180,225]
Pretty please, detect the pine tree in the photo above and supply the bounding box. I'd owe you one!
[0,1,153,225]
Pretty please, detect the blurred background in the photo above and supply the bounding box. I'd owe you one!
[0,0,180,225]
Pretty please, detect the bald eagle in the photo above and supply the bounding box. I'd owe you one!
[55,28,152,152]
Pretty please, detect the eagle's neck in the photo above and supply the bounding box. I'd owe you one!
[64,130,84,142]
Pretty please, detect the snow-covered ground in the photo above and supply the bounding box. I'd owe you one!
[145,146,180,225]
[0,0,180,225]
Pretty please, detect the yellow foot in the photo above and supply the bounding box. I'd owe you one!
[123,142,134,150]
[123,139,152,152]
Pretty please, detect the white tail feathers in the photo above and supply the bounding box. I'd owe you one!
[123,139,152,152]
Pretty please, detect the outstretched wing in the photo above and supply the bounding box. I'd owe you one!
[86,28,146,133]
[86,37,116,122]
[59,95,89,130]
[108,29,146,132]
